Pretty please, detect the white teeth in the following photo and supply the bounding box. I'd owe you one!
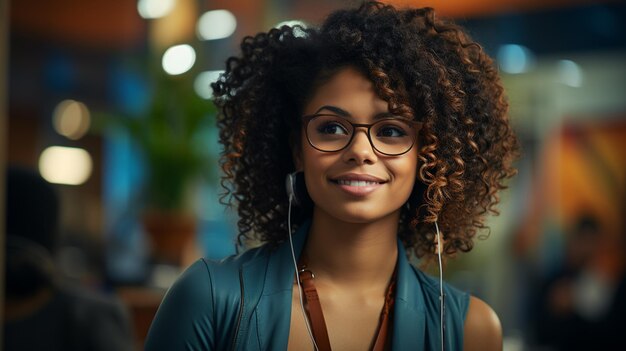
[337,180,379,186]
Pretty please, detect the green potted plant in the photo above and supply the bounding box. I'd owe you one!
[96,64,217,265]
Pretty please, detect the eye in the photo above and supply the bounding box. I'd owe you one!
[377,125,408,137]
[316,121,349,135]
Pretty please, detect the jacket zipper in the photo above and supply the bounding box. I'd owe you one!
[230,268,245,351]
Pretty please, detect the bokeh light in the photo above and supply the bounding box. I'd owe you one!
[52,99,91,140]
[197,9,237,41]
[274,20,308,37]
[137,0,176,19]
[557,59,583,88]
[193,70,224,99]
[497,44,536,74]
[161,44,196,75]
[39,146,93,185]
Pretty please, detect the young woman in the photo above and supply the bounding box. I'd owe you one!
[145,2,519,350]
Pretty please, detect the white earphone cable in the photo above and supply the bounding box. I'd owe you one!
[287,194,320,351]
[435,221,445,351]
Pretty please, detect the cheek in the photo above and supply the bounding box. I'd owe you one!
[390,152,418,179]
[300,145,330,189]
[388,154,419,196]
[300,143,317,170]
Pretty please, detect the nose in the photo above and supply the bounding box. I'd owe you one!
[341,127,378,165]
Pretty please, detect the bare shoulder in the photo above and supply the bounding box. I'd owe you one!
[463,296,502,351]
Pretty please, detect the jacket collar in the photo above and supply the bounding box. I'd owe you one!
[251,220,427,350]
[267,220,311,294]
[392,239,426,350]
[237,221,310,350]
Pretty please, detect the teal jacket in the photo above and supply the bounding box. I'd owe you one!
[145,222,469,350]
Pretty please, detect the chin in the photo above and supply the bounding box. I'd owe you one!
[315,203,400,225]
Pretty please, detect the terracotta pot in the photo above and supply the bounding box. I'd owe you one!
[142,211,197,266]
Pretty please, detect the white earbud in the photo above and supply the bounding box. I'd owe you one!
[285,171,300,206]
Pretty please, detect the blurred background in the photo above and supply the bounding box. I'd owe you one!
[1,0,625,350]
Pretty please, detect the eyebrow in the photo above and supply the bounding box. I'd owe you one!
[311,105,400,120]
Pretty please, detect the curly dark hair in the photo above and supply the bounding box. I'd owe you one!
[211,1,519,259]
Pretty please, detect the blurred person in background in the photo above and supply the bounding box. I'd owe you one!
[3,166,134,351]
[530,214,626,350]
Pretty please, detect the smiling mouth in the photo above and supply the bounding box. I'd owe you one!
[332,179,383,186]
[329,177,386,197]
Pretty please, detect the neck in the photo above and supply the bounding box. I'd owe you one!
[303,208,399,291]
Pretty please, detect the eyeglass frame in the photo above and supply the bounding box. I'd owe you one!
[301,113,424,156]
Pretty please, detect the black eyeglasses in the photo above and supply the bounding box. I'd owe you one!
[302,114,423,156]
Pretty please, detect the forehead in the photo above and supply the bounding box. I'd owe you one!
[304,67,388,116]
